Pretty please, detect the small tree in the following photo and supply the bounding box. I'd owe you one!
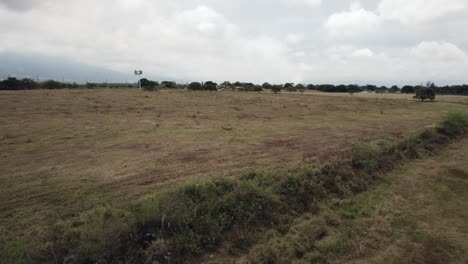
[262,82,272,90]
[161,81,176,89]
[389,85,400,93]
[306,84,316,90]
[284,83,296,92]
[203,81,218,91]
[296,84,305,94]
[271,85,282,94]
[188,82,202,91]
[401,85,415,94]
[414,88,435,101]
[414,82,436,102]
[220,81,231,89]
[140,78,159,91]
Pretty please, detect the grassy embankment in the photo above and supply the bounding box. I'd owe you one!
[2,111,465,264]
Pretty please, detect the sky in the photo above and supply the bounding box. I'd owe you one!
[0,0,467,85]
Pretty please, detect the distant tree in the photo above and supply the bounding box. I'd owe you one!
[42,80,63,89]
[401,85,415,94]
[262,82,272,89]
[306,84,316,90]
[284,83,296,92]
[20,78,38,89]
[414,82,436,101]
[296,84,305,93]
[239,82,262,92]
[347,85,362,95]
[414,88,436,102]
[364,84,377,91]
[161,81,176,89]
[220,81,231,89]
[389,85,400,93]
[233,81,243,87]
[86,83,98,89]
[203,81,218,91]
[317,84,337,92]
[188,82,202,91]
[375,86,388,93]
[0,77,39,90]
[0,77,22,90]
[140,78,159,91]
[271,84,282,94]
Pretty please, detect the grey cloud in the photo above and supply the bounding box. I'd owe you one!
[0,0,467,84]
[0,0,41,11]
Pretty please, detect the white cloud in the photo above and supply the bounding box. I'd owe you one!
[351,48,374,57]
[410,41,468,61]
[282,0,322,7]
[292,51,306,57]
[378,0,467,24]
[324,2,382,36]
[1,0,468,84]
[325,0,468,36]
[285,33,305,45]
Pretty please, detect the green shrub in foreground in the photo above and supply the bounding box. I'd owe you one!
[440,111,468,137]
[44,206,135,263]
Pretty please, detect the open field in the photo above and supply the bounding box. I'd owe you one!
[1,89,467,261]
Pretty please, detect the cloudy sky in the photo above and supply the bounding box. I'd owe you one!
[1,0,467,85]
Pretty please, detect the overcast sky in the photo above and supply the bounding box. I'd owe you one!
[1,0,467,85]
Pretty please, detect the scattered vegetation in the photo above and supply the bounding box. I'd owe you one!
[2,77,468,95]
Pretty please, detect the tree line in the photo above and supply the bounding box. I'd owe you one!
[1,77,468,96]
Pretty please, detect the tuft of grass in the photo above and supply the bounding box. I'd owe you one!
[40,206,135,263]
[351,139,390,171]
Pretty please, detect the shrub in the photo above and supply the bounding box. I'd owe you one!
[271,85,282,94]
[439,111,468,137]
[351,140,389,171]
[45,206,134,263]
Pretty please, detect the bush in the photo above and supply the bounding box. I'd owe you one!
[351,140,389,171]
[271,85,282,94]
[132,178,283,262]
[45,206,134,263]
[439,111,468,137]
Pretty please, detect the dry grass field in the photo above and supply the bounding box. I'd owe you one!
[0,89,467,249]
